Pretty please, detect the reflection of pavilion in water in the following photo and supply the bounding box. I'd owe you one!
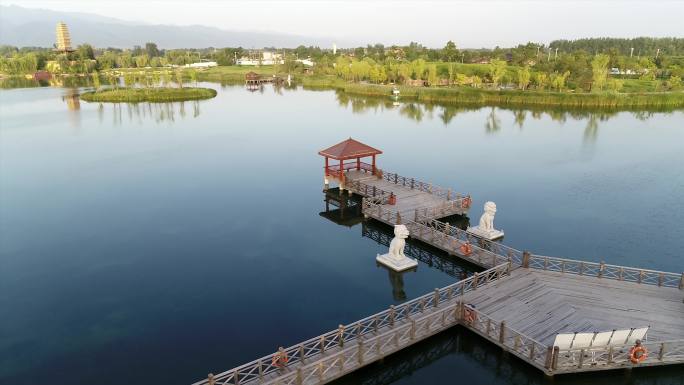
[319,188,364,227]
[320,190,478,301]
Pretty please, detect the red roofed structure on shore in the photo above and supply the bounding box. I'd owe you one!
[319,138,382,183]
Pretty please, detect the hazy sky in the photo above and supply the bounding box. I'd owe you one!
[4,0,684,47]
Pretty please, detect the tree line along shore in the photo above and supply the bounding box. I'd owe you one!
[2,38,684,107]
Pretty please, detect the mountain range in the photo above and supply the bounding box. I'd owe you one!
[0,5,339,49]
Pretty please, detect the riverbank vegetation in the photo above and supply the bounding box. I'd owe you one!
[80,87,216,102]
[2,37,684,108]
[303,77,684,109]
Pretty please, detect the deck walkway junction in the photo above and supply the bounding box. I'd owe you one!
[192,139,684,385]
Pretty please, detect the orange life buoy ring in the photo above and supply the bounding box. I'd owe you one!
[464,306,477,324]
[629,345,647,364]
[460,243,473,256]
[272,350,289,367]
[462,197,472,209]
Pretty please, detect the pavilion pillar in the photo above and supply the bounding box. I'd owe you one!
[356,157,361,171]
[339,158,345,194]
[324,157,329,190]
[372,155,376,175]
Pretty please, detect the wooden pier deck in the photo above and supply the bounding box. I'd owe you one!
[343,169,470,220]
[192,152,683,385]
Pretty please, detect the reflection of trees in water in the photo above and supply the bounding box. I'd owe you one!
[400,103,424,122]
[336,92,397,114]
[632,111,656,121]
[485,107,500,133]
[513,109,526,129]
[107,101,201,125]
[583,111,617,144]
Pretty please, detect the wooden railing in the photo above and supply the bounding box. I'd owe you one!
[381,171,468,203]
[362,199,519,269]
[528,255,684,289]
[553,339,684,372]
[192,263,512,385]
[346,180,392,205]
[459,305,550,372]
[406,199,470,218]
[414,214,525,266]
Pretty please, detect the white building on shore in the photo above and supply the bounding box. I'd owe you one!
[236,51,284,66]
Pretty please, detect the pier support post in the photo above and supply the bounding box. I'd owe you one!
[208,373,215,385]
[522,251,531,268]
[389,305,395,328]
[544,346,554,370]
[499,321,506,344]
[599,261,605,278]
[552,346,559,370]
[338,325,345,348]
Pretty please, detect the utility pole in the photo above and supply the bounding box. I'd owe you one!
[554,48,558,61]
[547,49,551,61]
[536,45,540,60]
[656,48,660,59]
[630,47,634,58]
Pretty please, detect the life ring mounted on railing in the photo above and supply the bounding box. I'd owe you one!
[460,242,473,256]
[462,196,472,209]
[629,341,647,364]
[271,348,289,368]
[464,304,477,325]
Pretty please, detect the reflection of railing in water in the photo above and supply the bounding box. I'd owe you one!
[337,328,547,385]
[192,263,511,385]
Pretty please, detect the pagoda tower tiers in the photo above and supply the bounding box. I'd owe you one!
[55,22,74,53]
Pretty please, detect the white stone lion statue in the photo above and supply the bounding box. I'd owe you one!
[478,201,497,231]
[388,225,410,262]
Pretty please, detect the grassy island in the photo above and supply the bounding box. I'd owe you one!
[80,87,217,102]
[302,78,684,109]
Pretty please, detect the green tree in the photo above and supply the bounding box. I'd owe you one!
[533,72,547,90]
[77,44,95,60]
[175,70,184,88]
[550,71,570,91]
[447,63,455,85]
[517,66,531,90]
[488,59,507,87]
[441,40,459,62]
[427,64,438,85]
[411,59,426,80]
[398,63,411,84]
[591,54,610,91]
[666,75,682,90]
[91,71,101,90]
[145,42,160,57]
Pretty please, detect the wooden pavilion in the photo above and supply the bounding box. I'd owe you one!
[318,138,382,188]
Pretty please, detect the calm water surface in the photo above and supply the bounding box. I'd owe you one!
[1,83,683,385]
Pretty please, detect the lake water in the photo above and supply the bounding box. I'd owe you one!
[1,82,683,385]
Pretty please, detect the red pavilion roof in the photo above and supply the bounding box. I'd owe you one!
[318,138,383,160]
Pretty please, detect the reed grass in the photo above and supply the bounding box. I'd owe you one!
[80,87,217,102]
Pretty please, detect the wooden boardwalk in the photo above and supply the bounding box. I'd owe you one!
[192,166,684,385]
[341,169,470,220]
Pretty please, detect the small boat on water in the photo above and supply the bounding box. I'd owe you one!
[391,87,400,96]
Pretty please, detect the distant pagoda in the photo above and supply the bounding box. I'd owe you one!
[55,22,74,53]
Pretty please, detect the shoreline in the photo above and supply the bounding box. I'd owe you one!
[300,77,684,110]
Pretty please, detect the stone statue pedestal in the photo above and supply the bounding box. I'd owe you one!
[376,253,418,272]
[467,201,504,240]
[466,226,504,240]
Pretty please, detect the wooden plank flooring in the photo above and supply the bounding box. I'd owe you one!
[344,170,460,217]
[463,268,684,345]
